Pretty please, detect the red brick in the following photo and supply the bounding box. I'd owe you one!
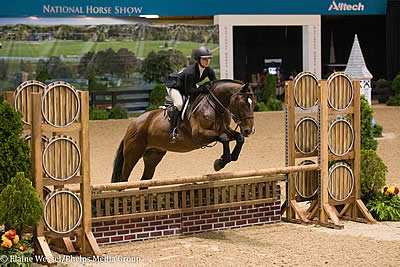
[194,210,206,215]
[183,221,194,227]
[213,213,223,218]
[169,214,181,218]
[117,219,130,224]
[207,218,218,223]
[123,224,136,229]
[96,237,110,244]
[176,229,183,234]
[230,206,240,210]
[230,215,240,221]
[144,227,155,232]
[151,231,162,237]
[93,233,103,238]
[260,207,271,212]
[188,215,200,221]
[182,227,188,233]
[92,222,103,227]
[236,210,247,215]
[144,216,156,221]
[220,208,229,212]
[156,215,168,220]
[200,214,212,219]
[259,217,270,222]
[183,212,194,216]
[136,222,149,228]
[150,221,162,226]
[241,214,253,219]
[111,236,123,242]
[248,218,259,224]
[271,206,280,211]
[103,221,117,226]
[206,209,218,213]
[188,226,200,232]
[169,224,180,229]
[130,218,142,223]
[156,225,169,230]
[236,220,247,226]
[163,230,175,236]
[218,217,229,222]
[174,219,182,223]
[241,205,251,209]
[118,230,129,235]
[201,224,212,231]
[214,223,223,228]
[247,208,259,214]
[110,225,123,230]
[224,222,234,227]
[252,212,264,218]
[95,226,110,232]
[104,231,116,237]
[163,219,174,224]
[124,234,136,240]
[254,203,265,208]
[264,211,274,216]
[130,228,143,233]
[224,211,235,216]
[271,215,281,221]
[194,220,206,225]
[137,233,149,238]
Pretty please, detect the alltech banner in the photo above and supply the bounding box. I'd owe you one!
[1,0,387,17]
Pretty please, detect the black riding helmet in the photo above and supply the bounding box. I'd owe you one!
[193,46,212,63]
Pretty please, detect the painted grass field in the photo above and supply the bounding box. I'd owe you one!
[0,40,219,63]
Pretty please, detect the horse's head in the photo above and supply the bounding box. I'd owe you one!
[229,83,256,137]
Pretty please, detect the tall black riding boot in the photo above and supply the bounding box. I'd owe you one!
[169,106,180,143]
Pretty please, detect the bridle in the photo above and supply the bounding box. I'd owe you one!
[208,88,254,131]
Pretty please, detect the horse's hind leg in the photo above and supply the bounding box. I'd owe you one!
[140,149,167,189]
[141,148,167,181]
[121,141,146,182]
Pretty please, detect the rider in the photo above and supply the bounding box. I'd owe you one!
[165,46,217,142]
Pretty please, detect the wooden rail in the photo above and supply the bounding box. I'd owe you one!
[91,164,319,191]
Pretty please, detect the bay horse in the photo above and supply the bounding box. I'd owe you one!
[111,80,256,183]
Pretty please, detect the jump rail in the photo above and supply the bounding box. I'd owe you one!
[91,164,319,191]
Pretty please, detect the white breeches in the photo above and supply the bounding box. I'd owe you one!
[166,87,183,111]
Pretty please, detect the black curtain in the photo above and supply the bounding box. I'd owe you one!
[386,0,400,80]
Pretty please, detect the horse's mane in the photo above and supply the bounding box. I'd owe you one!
[212,79,243,85]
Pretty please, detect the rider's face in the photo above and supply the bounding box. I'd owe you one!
[200,57,211,67]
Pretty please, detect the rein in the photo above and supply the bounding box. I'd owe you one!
[208,88,254,131]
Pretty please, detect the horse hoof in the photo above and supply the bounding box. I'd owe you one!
[214,159,225,172]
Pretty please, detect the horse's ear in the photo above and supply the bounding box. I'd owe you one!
[241,83,249,92]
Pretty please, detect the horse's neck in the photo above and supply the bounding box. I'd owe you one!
[213,85,238,108]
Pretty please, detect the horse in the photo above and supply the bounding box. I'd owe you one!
[111,80,256,183]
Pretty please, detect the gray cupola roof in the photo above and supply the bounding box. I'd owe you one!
[344,34,373,80]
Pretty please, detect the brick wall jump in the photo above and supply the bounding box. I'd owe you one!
[92,200,281,246]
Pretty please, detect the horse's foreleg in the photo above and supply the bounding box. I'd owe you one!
[228,131,245,161]
[214,133,231,172]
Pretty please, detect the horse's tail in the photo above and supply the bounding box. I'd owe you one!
[111,140,124,183]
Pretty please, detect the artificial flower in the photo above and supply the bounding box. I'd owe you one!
[12,234,19,244]
[395,187,399,195]
[18,245,26,251]
[387,186,395,194]
[1,238,12,248]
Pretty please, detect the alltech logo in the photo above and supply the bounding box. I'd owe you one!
[328,0,365,11]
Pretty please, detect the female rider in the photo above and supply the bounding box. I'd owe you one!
[165,46,217,142]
